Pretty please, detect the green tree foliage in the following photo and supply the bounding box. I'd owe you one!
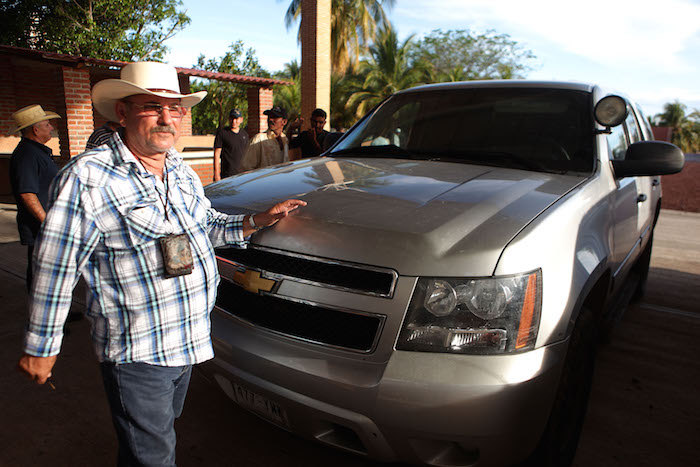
[347,24,432,117]
[411,29,536,80]
[330,27,535,128]
[0,0,190,61]
[273,60,302,123]
[282,0,395,74]
[656,101,689,129]
[190,41,270,135]
[655,101,700,153]
[330,72,364,130]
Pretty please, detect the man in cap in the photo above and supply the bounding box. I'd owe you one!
[9,105,61,290]
[213,108,249,181]
[16,62,306,466]
[242,106,289,171]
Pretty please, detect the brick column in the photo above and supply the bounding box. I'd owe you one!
[0,57,16,136]
[300,0,331,130]
[178,74,193,136]
[246,86,274,136]
[58,66,93,159]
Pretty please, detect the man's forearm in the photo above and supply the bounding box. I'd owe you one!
[19,192,46,223]
[311,132,322,151]
[213,148,222,181]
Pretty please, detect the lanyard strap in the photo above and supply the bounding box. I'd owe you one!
[157,171,170,222]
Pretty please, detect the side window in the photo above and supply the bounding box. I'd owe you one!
[359,102,419,148]
[633,105,654,140]
[607,105,644,161]
[607,124,628,161]
[625,110,642,144]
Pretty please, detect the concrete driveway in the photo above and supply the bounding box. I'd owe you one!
[573,209,700,467]
[1,208,698,466]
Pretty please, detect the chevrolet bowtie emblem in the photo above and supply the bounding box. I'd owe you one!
[232,269,276,294]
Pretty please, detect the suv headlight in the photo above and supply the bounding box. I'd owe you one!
[397,270,542,355]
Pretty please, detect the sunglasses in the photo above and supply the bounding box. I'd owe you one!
[126,101,187,119]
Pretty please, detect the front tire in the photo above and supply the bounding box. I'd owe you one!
[522,307,597,467]
[632,233,653,302]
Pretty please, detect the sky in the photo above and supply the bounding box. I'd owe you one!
[164,0,700,118]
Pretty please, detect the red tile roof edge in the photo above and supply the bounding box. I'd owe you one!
[0,44,292,87]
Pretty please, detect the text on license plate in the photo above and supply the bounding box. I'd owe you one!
[233,383,289,428]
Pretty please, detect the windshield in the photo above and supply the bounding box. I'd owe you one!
[331,87,594,173]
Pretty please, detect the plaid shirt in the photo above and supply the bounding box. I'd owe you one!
[24,131,247,366]
[85,123,116,150]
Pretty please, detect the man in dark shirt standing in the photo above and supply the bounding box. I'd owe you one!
[289,108,329,158]
[9,105,61,290]
[213,108,249,181]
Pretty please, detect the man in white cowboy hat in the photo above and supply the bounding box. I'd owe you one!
[16,61,306,466]
[9,104,61,290]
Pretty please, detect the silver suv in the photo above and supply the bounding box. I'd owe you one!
[201,81,684,466]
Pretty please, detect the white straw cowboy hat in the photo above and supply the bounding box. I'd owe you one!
[11,105,61,133]
[92,61,207,122]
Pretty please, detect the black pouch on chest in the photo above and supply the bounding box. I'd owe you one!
[159,233,194,277]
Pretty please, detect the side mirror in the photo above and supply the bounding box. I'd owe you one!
[612,141,685,178]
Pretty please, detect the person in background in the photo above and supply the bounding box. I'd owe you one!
[8,105,61,291]
[16,62,306,466]
[288,108,329,158]
[213,108,249,181]
[242,106,289,170]
[85,120,120,150]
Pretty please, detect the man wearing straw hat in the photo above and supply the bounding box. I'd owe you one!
[16,61,306,466]
[9,105,61,290]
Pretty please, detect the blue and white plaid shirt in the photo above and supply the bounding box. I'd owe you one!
[24,131,247,366]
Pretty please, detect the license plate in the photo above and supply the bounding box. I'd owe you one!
[233,383,290,429]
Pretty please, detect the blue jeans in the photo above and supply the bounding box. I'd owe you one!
[100,362,192,467]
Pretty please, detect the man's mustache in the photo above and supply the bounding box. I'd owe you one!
[151,125,176,135]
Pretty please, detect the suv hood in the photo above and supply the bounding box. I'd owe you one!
[205,157,587,276]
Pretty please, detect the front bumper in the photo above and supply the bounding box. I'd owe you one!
[200,308,568,466]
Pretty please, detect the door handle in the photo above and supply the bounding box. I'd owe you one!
[652,179,660,187]
[637,194,648,203]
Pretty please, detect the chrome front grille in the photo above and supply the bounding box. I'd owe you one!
[214,246,391,352]
[215,246,397,297]
[215,278,384,353]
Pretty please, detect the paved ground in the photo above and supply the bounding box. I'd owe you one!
[572,209,700,467]
[1,206,698,467]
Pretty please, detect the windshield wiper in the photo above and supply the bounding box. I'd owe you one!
[478,152,546,171]
[331,144,420,158]
[429,151,569,173]
[331,147,571,173]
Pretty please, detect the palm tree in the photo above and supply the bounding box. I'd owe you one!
[330,72,363,130]
[279,60,301,81]
[347,24,432,117]
[440,66,468,82]
[656,101,688,130]
[655,101,700,153]
[273,60,302,122]
[283,0,395,74]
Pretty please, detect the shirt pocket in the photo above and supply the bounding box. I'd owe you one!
[90,187,167,250]
[176,179,208,228]
[121,202,168,247]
